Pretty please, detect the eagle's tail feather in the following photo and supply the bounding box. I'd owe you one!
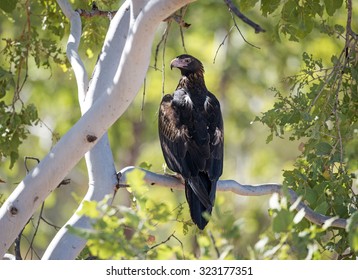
[185,174,215,230]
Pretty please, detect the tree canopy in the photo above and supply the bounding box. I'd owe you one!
[0,0,357,259]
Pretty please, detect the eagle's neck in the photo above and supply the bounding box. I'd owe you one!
[177,71,207,92]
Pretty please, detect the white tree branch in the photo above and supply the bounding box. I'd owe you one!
[0,0,195,259]
[42,0,128,260]
[118,166,348,229]
[58,0,88,105]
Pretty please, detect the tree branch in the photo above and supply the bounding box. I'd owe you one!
[76,2,117,19]
[223,0,265,33]
[117,166,347,229]
[42,0,128,260]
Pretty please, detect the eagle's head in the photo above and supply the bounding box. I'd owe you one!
[170,54,204,76]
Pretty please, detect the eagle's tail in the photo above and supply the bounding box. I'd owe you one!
[185,173,216,230]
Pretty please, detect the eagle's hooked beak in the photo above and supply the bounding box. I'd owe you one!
[170,57,187,70]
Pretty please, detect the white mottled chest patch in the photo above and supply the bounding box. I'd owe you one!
[184,94,193,108]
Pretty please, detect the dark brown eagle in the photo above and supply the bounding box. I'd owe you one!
[158,54,224,229]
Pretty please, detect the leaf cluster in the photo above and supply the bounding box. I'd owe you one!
[251,193,354,259]
[70,168,251,260]
[0,101,38,168]
[0,0,68,168]
[69,169,191,260]
[255,16,358,258]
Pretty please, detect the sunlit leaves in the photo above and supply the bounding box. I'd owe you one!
[70,169,189,259]
[257,193,323,259]
[0,67,14,99]
[0,0,68,167]
[272,209,294,232]
[256,40,357,258]
[259,0,345,41]
[0,103,38,168]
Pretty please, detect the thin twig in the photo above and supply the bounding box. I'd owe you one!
[154,22,171,71]
[25,202,45,259]
[110,172,130,206]
[171,233,185,260]
[14,225,27,260]
[208,230,220,258]
[213,25,234,64]
[178,5,189,53]
[148,231,184,259]
[20,231,41,260]
[40,217,61,230]
[230,12,261,49]
[164,7,191,29]
[346,0,358,39]
[223,0,265,33]
[24,156,40,173]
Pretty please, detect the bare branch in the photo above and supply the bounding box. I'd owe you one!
[346,0,358,39]
[164,4,191,29]
[213,25,234,64]
[147,231,184,259]
[178,5,189,52]
[25,203,45,259]
[208,230,220,258]
[118,166,347,229]
[76,2,117,19]
[223,0,265,33]
[14,225,25,260]
[230,11,261,49]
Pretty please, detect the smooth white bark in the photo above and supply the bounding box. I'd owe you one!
[42,0,131,260]
[0,0,195,258]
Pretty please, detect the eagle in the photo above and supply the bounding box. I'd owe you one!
[158,54,224,229]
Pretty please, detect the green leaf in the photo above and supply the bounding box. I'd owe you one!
[261,0,281,16]
[297,13,314,36]
[0,67,14,99]
[126,168,148,196]
[239,0,259,11]
[304,188,318,205]
[78,200,100,218]
[324,0,343,16]
[314,201,329,214]
[310,0,324,17]
[139,161,152,170]
[9,151,19,170]
[272,209,293,232]
[266,133,273,144]
[346,212,358,253]
[281,0,297,22]
[316,142,332,156]
[0,0,17,13]
[334,24,345,35]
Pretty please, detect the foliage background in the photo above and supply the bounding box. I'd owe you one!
[0,0,357,259]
